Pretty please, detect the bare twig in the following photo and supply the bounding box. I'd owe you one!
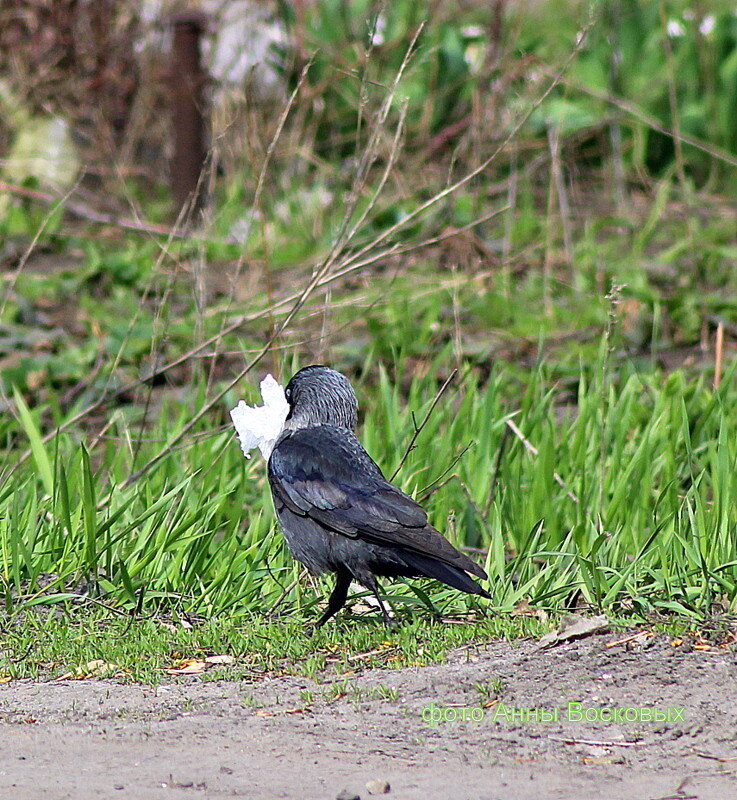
[605,631,654,648]
[659,0,688,197]
[540,69,737,170]
[7,203,508,476]
[505,418,579,503]
[331,25,592,284]
[213,57,316,382]
[714,321,724,390]
[549,736,644,748]
[549,124,572,265]
[269,578,300,613]
[543,127,557,317]
[485,422,511,515]
[0,180,81,318]
[694,751,737,763]
[417,442,474,502]
[0,181,186,237]
[122,31,427,485]
[390,370,457,481]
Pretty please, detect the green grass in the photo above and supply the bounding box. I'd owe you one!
[2,331,737,628]
[2,185,737,651]
[3,190,737,627]
[2,0,737,678]
[0,611,546,684]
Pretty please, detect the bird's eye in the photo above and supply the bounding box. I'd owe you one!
[285,387,292,400]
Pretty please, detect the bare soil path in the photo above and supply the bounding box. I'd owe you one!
[2,632,736,799]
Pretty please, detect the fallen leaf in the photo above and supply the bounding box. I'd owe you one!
[605,631,654,648]
[205,654,235,665]
[512,598,548,622]
[255,707,306,717]
[537,614,610,649]
[167,654,235,674]
[167,659,206,675]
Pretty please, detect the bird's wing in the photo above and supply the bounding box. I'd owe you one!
[268,426,484,577]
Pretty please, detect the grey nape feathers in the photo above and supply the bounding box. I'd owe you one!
[267,365,490,627]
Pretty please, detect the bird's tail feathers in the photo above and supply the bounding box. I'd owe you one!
[400,551,490,598]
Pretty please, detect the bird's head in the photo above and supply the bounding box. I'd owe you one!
[283,365,358,431]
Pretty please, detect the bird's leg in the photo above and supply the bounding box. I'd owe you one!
[375,594,394,627]
[364,575,395,627]
[314,569,352,628]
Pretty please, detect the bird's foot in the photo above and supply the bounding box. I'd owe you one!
[381,611,399,630]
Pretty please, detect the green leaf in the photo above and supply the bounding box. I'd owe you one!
[12,386,53,496]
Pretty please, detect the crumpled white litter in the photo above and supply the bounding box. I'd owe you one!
[230,374,289,460]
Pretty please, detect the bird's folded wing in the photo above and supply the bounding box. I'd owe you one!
[268,427,485,578]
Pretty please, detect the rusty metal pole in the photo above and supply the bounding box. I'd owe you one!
[169,12,207,219]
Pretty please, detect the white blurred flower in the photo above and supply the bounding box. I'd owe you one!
[230,374,289,460]
[464,42,487,75]
[700,15,715,36]
[370,14,386,46]
[667,19,686,37]
[461,25,484,38]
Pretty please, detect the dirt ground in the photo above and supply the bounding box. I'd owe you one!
[1,630,736,800]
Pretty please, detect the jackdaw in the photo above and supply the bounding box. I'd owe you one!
[267,365,490,627]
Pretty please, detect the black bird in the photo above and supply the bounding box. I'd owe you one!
[267,365,490,627]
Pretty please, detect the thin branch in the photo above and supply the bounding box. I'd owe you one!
[0,180,81,318]
[0,181,187,237]
[505,418,579,503]
[390,369,457,481]
[417,442,474,502]
[329,21,593,282]
[542,69,737,170]
[485,422,511,516]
